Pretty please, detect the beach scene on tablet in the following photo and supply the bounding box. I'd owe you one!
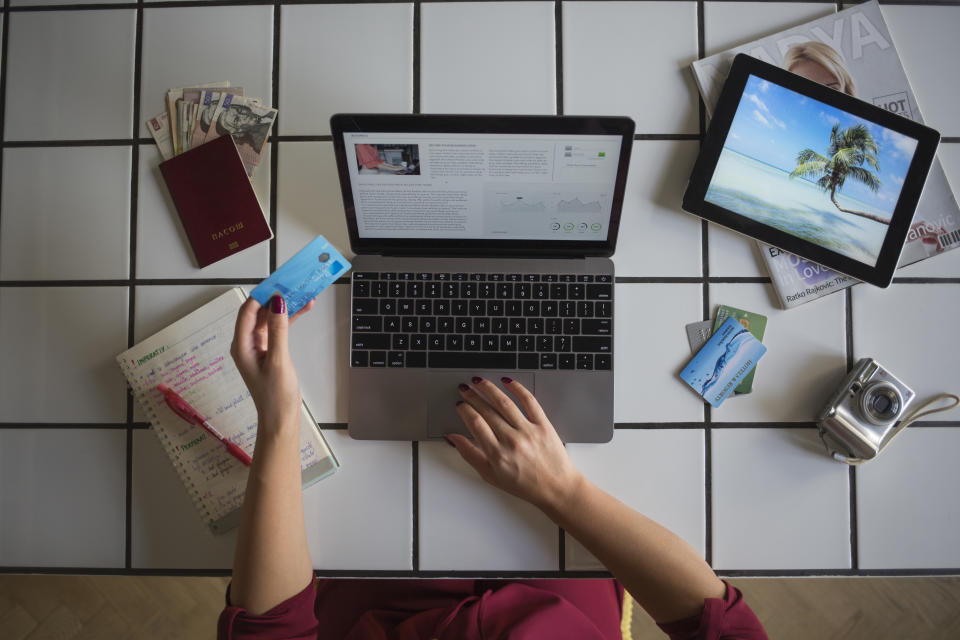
[705,74,917,266]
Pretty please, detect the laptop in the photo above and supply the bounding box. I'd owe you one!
[331,114,635,442]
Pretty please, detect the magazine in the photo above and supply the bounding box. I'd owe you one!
[691,0,960,307]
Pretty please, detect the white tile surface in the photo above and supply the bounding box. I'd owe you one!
[420,2,555,114]
[712,428,850,570]
[131,429,237,569]
[277,142,354,265]
[613,141,702,277]
[4,11,135,140]
[0,287,128,423]
[279,4,413,135]
[883,5,960,138]
[565,429,705,570]
[1,147,131,280]
[304,431,412,570]
[614,283,705,423]
[140,6,273,137]
[708,283,847,422]
[564,1,698,134]
[0,429,126,567]
[707,224,767,278]
[703,2,835,57]
[418,441,558,571]
[851,283,960,402]
[136,145,270,279]
[895,144,960,278]
[857,427,960,569]
[288,284,351,424]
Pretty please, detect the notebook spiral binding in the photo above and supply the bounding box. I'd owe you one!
[119,366,215,528]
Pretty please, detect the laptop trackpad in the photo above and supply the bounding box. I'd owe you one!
[425,371,535,439]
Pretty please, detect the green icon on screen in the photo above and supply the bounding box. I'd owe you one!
[598,152,606,157]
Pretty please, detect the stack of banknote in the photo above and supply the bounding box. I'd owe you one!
[145,81,278,178]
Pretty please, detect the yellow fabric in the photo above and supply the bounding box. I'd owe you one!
[620,594,634,639]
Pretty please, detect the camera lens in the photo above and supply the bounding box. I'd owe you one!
[859,382,902,426]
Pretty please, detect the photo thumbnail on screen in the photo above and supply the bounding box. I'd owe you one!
[355,143,421,175]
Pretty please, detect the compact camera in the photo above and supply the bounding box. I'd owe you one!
[816,358,915,462]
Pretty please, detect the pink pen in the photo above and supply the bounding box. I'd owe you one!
[157,383,252,467]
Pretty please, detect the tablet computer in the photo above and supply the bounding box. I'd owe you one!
[683,54,940,287]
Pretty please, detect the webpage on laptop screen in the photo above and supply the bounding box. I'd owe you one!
[343,132,623,241]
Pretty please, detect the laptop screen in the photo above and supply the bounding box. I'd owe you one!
[331,115,635,257]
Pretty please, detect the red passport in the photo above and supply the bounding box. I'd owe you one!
[159,135,272,268]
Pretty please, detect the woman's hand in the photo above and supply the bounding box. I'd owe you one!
[447,377,584,513]
[230,295,314,434]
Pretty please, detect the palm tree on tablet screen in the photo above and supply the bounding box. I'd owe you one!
[790,123,889,224]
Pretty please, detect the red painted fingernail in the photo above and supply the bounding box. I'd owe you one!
[501,377,513,384]
[472,376,483,384]
[270,295,286,314]
[443,435,456,448]
[458,383,469,392]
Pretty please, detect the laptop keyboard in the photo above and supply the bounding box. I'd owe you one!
[350,272,613,371]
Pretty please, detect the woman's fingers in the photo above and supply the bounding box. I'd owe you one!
[454,400,499,453]
[458,382,518,443]
[468,377,529,429]
[500,377,549,426]
[231,298,262,366]
[444,433,490,477]
[289,299,315,324]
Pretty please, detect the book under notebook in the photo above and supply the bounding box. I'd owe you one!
[117,287,338,534]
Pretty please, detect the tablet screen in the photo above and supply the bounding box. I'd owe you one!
[704,74,919,267]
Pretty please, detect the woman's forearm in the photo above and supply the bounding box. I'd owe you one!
[542,474,726,624]
[230,422,313,615]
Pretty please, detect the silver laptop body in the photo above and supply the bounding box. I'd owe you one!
[331,114,635,442]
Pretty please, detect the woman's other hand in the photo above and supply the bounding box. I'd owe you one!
[447,377,584,513]
[230,295,314,433]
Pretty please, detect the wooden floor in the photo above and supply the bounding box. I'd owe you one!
[1,575,958,639]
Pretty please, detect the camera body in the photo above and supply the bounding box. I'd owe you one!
[817,358,915,461]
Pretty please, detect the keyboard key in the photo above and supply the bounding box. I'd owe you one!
[444,283,459,298]
[563,319,580,334]
[540,353,557,369]
[527,318,544,334]
[518,353,538,369]
[416,301,432,315]
[541,301,557,317]
[560,301,576,317]
[392,334,409,350]
[595,353,611,370]
[438,317,454,333]
[402,317,418,332]
[417,272,432,280]
[426,283,442,298]
[469,301,486,316]
[596,302,612,318]
[516,283,531,299]
[577,301,594,318]
[492,318,508,334]
[573,337,611,352]
[435,273,450,281]
[470,273,485,281]
[370,351,387,367]
[596,274,612,283]
[411,334,427,350]
[465,335,482,351]
[569,284,585,299]
[577,354,594,370]
[488,301,504,316]
[560,274,576,282]
[429,335,444,350]
[524,274,540,282]
[462,283,477,298]
[353,316,382,332]
[482,336,499,351]
[582,319,611,335]
[453,273,468,281]
[550,284,566,299]
[533,283,548,299]
[523,301,540,317]
[542,274,557,282]
[578,275,594,282]
[372,281,388,297]
[407,282,423,297]
[384,316,401,332]
[407,352,427,367]
[434,300,450,315]
[381,272,397,280]
[353,298,378,314]
[452,300,468,315]
[390,282,405,297]
[399,272,415,281]
[353,280,370,297]
[559,354,575,370]
[497,283,513,298]
[506,273,522,281]
[353,272,378,280]
[379,299,397,314]
[351,351,368,367]
[354,334,390,350]
[488,273,504,281]
[587,284,612,300]
[398,299,415,315]
[510,318,526,334]
[546,318,562,334]
[419,317,436,332]
[446,335,463,350]
[500,335,517,351]
[388,352,405,367]
[473,317,490,333]
[506,301,523,316]
[479,283,495,299]
[519,336,535,352]
[455,317,471,333]
[429,353,517,369]
[555,335,571,352]
[537,336,552,352]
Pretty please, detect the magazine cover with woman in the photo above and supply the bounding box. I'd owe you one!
[691,0,959,307]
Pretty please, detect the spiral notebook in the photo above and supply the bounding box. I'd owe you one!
[117,287,338,534]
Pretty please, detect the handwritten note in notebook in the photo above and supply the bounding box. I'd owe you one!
[117,287,337,534]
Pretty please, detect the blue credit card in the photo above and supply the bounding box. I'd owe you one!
[250,235,351,316]
[679,316,767,408]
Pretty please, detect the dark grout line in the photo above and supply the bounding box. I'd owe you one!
[125,427,134,569]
